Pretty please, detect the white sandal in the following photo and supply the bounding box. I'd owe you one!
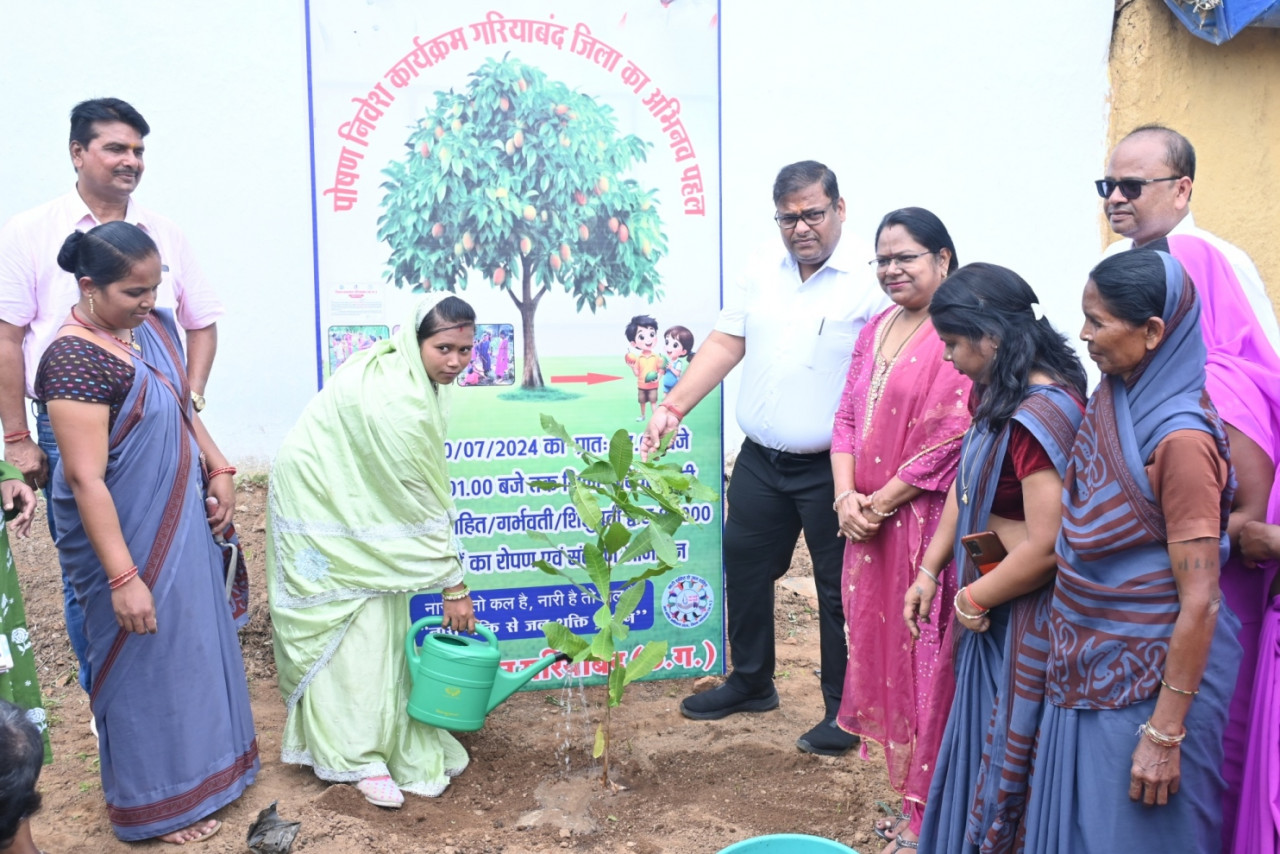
[356,775,404,808]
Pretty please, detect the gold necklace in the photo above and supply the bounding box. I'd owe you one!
[71,307,140,352]
[865,308,930,425]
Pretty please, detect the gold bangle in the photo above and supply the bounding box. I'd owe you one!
[441,585,470,601]
[1139,720,1186,748]
[1160,678,1199,696]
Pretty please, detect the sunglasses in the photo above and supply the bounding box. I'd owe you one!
[1094,176,1182,200]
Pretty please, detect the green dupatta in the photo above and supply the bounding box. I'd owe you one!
[267,298,465,705]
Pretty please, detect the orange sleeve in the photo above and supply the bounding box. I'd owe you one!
[1146,429,1230,543]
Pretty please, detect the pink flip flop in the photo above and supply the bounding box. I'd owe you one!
[356,775,404,808]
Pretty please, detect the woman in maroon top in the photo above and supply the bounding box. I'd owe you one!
[906,263,1086,854]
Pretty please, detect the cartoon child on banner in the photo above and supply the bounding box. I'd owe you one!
[624,314,666,422]
[662,325,695,398]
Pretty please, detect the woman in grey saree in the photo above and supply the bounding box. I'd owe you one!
[37,223,256,844]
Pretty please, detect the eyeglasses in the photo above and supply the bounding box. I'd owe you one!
[774,206,830,230]
[869,251,934,270]
[1094,176,1182,200]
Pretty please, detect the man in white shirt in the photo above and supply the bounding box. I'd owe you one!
[0,98,223,693]
[641,161,888,755]
[1099,124,1280,351]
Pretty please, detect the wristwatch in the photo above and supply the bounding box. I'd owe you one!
[190,391,207,413]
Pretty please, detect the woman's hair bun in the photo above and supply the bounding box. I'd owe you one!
[56,230,86,273]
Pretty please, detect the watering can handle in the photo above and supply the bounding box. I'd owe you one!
[405,615,501,666]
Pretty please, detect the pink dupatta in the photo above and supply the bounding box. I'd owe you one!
[834,306,972,805]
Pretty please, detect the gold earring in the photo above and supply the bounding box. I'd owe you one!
[89,294,95,316]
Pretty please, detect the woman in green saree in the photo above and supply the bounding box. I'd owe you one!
[268,294,477,809]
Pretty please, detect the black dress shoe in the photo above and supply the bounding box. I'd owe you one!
[796,717,858,756]
[680,682,779,720]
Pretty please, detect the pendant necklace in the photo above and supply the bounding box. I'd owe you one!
[957,428,979,505]
[71,307,141,352]
[866,308,930,415]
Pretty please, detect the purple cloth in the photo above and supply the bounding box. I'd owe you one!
[1165,234,1280,851]
[47,311,257,841]
[1234,595,1280,854]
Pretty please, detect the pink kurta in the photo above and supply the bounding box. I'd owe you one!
[832,307,971,807]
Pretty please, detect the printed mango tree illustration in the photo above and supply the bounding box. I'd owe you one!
[379,56,668,389]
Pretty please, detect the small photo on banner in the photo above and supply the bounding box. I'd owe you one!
[459,323,515,387]
[327,324,389,374]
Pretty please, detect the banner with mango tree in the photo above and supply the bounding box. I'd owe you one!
[306,0,724,688]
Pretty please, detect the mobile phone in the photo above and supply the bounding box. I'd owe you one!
[960,531,1007,575]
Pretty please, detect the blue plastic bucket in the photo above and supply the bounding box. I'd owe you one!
[717,834,858,853]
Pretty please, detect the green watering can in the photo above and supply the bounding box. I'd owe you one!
[405,616,570,731]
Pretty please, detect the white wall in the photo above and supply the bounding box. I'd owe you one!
[0,1,1113,465]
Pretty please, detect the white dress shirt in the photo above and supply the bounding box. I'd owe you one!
[715,235,890,454]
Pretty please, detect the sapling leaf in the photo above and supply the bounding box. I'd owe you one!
[593,724,606,758]
[622,641,668,686]
[571,482,603,532]
[614,526,654,567]
[583,544,611,597]
[532,559,572,582]
[602,521,631,556]
[614,582,646,624]
[608,661,626,706]
[540,414,581,454]
[527,530,553,546]
[527,478,560,492]
[593,603,612,631]
[648,521,679,566]
[543,622,589,657]
[608,429,634,479]
[687,479,720,503]
[582,460,619,484]
[610,619,630,641]
[590,628,615,661]
[652,508,685,536]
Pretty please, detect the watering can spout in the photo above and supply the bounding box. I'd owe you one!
[486,651,572,713]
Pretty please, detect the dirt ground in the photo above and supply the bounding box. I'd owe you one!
[11,480,898,854]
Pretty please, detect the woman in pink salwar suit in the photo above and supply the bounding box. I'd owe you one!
[831,208,972,853]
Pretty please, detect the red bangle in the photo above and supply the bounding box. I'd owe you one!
[207,466,237,479]
[109,566,139,590]
[3,430,30,443]
[964,586,989,614]
[660,401,685,421]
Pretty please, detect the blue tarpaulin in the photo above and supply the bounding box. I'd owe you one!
[1164,0,1280,44]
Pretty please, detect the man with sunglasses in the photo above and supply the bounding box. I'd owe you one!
[640,160,888,756]
[1099,125,1280,348]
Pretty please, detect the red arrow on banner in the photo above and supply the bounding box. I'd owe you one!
[550,372,622,385]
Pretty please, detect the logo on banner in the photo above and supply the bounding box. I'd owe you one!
[662,574,712,628]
